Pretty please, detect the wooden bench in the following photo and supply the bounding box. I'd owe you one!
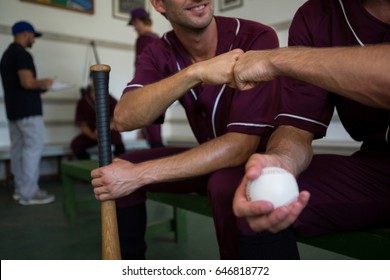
[61,159,390,260]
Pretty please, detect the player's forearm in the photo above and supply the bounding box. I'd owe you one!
[137,133,260,185]
[114,66,202,132]
[24,79,46,90]
[272,45,390,108]
[114,50,241,132]
[265,125,313,177]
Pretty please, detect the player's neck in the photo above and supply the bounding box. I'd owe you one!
[175,19,218,63]
[14,37,27,48]
[139,25,153,35]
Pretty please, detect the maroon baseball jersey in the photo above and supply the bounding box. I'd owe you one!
[135,31,159,66]
[277,0,390,147]
[123,16,280,151]
[75,93,117,131]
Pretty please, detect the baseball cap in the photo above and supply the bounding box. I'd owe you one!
[128,7,149,25]
[12,21,42,37]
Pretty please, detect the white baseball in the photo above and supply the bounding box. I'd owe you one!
[246,167,299,208]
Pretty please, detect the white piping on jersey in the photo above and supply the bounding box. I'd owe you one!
[211,18,241,137]
[275,113,328,128]
[230,18,240,51]
[386,126,390,144]
[212,84,227,137]
[163,33,171,46]
[124,84,144,91]
[227,122,274,129]
[175,60,197,100]
[339,0,365,47]
[235,18,240,35]
[212,18,240,137]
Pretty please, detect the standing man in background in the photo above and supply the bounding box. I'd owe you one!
[129,7,164,148]
[0,21,55,206]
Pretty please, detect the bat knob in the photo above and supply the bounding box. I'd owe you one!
[90,64,111,72]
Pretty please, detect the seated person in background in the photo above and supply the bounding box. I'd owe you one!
[231,0,390,259]
[71,81,125,159]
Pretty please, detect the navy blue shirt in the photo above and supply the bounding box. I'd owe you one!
[0,42,43,121]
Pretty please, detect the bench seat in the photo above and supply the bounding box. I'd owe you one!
[61,159,390,259]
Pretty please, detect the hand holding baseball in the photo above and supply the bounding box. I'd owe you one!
[233,154,310,233]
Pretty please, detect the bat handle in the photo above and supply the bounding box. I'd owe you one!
[90,64,112,167]
[90,64,121,260]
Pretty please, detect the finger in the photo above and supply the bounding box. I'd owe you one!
[247,206,289,232]
[230,48,244,58]
[233,181,251,216]
[267,205,301,233]
[238,82,257,91]
[95,192,111,201]
[91,178,100,187]
[245,156,264,179]
[235,199,274,218]
[91,168,102,178]
[234,178,274,216]
[234,190,274,218]
[227,80,237,89]
[268,191,310,232]
[92,180,106,192]
[298,191,311,205]
[247,191,310,233]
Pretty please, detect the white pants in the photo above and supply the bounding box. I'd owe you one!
[9,116,45,200]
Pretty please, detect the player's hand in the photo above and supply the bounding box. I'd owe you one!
[91,158,142,201]
[43,78,54,89]
[232,50,278,91]
[195,49,244,85]
[233,153,310,233]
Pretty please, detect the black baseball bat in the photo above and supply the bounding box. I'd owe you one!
[90,64,121,260]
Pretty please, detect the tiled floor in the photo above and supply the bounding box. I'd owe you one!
[0,177,352,260]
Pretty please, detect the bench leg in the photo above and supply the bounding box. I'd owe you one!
[173,207,188,243]
[62,173,77,222]
[56,156,62,179]
[5,159,12,186]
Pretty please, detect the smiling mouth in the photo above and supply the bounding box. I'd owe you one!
[188,4,206,12]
